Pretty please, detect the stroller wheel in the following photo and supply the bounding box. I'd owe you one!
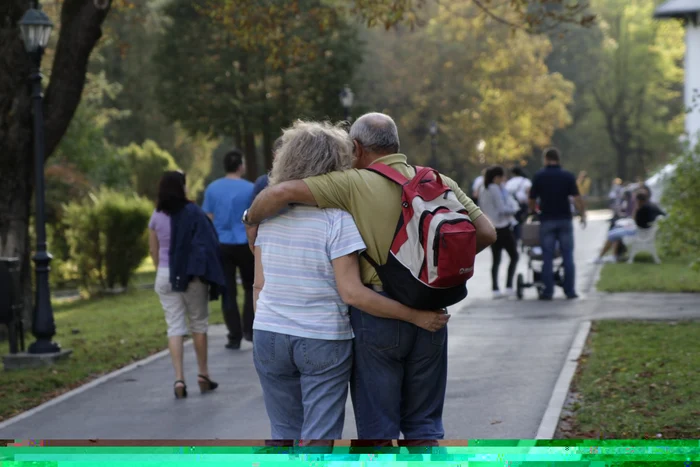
[516,274,524,300]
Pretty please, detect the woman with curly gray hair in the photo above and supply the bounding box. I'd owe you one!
[251,120,448,443]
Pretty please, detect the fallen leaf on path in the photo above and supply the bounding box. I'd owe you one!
[490,420,502,425]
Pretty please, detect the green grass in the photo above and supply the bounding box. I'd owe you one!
[597,256,700,293]
[0,286,240,422]
[559,321,700,439]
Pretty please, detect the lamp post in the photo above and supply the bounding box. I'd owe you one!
[339,85,354,122]
[429,121,438,168]
[19,6,60,354]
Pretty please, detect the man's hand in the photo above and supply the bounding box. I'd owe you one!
[246,224,259,253]
[411,309,451,332]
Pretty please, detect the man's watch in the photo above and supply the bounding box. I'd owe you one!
[241,209,256,226]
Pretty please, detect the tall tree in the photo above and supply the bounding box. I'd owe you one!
[154,0,363,179]
[357,0,574,184]
[585,0,684,181]
[0,0,112,317]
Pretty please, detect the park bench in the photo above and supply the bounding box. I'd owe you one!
[622,218,664,264]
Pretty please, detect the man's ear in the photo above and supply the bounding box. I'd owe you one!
[353,140,364,166]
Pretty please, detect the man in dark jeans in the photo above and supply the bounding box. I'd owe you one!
[203,149,255,349]
[529,148,587,300]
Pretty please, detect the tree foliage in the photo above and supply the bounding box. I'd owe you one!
[357,0,574,184]
[154,0,363,178]
[545,0,684,187]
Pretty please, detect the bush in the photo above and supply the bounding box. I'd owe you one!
[120,140,179,202]
[63,189,153,293]
[658,144,700,269]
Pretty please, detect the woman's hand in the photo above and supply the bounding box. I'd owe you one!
[410,309,451,332]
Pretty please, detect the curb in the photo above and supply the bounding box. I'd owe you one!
[535,320,591,439]
[0,340,193,431]
[584,263,603,297]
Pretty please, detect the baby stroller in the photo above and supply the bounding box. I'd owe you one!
[516,219,566,300]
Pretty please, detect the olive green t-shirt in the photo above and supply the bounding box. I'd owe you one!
[303,154,483,286]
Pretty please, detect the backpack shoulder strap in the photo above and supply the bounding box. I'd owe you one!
[365,163,410,186]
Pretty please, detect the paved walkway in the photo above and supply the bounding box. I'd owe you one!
[1,212,698,439]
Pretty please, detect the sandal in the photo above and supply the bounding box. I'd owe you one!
[198,374,219,393]
[174,380,187,399]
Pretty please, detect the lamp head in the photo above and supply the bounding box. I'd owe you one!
[18,7,53,54]
[429,121,438,136]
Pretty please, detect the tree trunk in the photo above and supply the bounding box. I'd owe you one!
[0,0,111,326]
[261,108,273,172]
[243,128,258,181]
[237,54,257,180]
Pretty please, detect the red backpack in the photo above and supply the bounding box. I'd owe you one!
[362,164,477,310]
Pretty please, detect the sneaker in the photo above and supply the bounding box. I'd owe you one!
[504,288,516,297]
[225,341,241,350]
[592,257,604,264]
[493,290,505,299]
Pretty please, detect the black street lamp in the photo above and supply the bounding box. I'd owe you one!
[429,121,438,169]
[19,6,60,354]
[339,85,354,122]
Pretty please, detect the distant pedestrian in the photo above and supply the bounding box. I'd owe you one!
[608,178,623,210]
[479,166,520,299]
[576,171,591,199]
[202,149,255,350]
[529,148,587,300]
[505,166,531,242]
[252,137,284,201]
[149,171,226,399]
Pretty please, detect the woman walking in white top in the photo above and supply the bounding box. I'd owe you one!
[479,166,520,299]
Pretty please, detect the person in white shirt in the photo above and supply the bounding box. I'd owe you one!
[479,166,520,299]
[505,167,532,242]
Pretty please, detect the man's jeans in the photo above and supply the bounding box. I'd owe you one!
[349,301,448,442]
[539,219,576,298]
[253,330,353,440]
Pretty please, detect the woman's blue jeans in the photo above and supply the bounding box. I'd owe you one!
[253,330,353,440]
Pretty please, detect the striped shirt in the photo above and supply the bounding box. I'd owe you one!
[253,206,366,340]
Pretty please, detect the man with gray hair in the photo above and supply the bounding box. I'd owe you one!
[243,112,496,445]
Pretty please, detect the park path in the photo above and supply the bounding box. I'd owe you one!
[1,212,698,439]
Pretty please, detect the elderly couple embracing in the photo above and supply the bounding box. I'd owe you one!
[245,113,497,447]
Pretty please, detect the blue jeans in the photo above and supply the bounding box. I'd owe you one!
[540,219,576,298]
[349,301,448,441]
[253,330,353,440]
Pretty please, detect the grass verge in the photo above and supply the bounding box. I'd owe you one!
[558,320,700,439]
[0,287,238,422]
[597,256,700,293]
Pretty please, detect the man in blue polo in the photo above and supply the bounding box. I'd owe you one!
[203,149,255,349]
[528,148,586,300]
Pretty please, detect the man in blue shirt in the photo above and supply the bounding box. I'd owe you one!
[203,149,255,349]
[252,137,283,200]
[529,148,587,300]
